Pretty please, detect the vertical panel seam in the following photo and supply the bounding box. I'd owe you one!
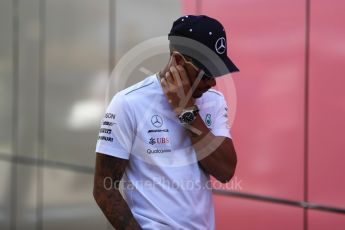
[37,0,46,229]
[109,0,115,76]
[304,0,311,229]
[11,0,19,229]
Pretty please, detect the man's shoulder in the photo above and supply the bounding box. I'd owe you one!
[203,88,225,100]
[113,74,157,99]
[198,89,227,111]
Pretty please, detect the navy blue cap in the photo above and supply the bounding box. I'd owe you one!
[168,15,239,77]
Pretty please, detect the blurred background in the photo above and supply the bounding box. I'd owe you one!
[0,0,344,229]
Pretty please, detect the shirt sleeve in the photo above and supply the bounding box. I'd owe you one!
[210,95,232,139]
[95,93,135,159]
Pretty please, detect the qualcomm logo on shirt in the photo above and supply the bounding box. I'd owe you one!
[146,148,172,154]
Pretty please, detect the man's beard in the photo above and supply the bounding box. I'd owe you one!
[192,91,203,98]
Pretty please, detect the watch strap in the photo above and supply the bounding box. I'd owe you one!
[183,123,203,136]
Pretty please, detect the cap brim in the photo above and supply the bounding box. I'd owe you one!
[223,56,240,74]
[191,55,239,78]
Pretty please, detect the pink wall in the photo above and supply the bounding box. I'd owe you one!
[214,194,304,230]
[309,210,345,230]
[308,0,345,209]
[182,0,345,229]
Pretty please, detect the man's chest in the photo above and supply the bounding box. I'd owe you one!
[128,98,216,166]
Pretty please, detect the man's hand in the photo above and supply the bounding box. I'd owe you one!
[160,63,195,114]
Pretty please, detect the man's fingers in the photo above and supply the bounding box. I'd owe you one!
[169,66,181,84]
[176,65,188,87]
[160,77,167,91]
[175,65,185,88]
[170,65,188,97]
[165,71,174,85]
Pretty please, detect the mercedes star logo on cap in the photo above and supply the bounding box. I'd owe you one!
[215,37,226,54]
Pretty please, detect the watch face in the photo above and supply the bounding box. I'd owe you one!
[182,112,195,123]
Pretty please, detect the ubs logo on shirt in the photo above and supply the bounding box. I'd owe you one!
[149,137,169,145]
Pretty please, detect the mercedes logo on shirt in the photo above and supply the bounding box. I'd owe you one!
[151,115,163,128]
[215,37,226,54]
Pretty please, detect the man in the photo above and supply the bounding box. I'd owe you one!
[93,15,239,230]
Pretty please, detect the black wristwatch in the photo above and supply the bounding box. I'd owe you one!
[177,105,199,125]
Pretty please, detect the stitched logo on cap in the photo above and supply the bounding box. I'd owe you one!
[215,37,226,54]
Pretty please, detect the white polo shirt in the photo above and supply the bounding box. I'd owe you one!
[96,74,231,230]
